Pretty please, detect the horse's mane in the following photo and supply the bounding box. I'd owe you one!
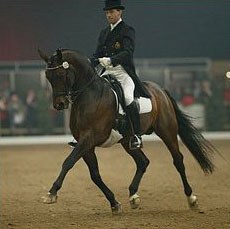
[61,48,84,55]
[60,49,88,62]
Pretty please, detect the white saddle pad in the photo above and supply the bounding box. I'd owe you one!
[99,96,152,148]
[118,97,152,115]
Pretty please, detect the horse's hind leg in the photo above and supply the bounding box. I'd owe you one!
[121,140,150,209]
[83,149,122,214]
[156,123,198,209]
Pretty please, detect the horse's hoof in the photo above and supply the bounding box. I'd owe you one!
[111,202,122,215]
[42,192,58,204]
[129,193,141,209]
[187,194,198,210]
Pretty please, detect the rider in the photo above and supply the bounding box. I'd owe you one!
[90,0,151,149]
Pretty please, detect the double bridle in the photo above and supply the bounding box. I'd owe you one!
[46,61,97,103]
[46,61,70,70]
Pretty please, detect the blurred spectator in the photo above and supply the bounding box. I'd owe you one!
[172,86,182,102]
[199,80,212,103]
[25,89,38,131]
[0,94,9,128]
[8,92,26,129]
[224,83,230,123]
[224,84,230,104]
[181,88,195,106]
[193,81,201,102]
[0,96,7,111]
[1,80,11,101]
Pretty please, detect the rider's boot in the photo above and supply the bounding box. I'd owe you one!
[126,101,143,150]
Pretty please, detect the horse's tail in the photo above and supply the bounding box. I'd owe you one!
[164,89,216,174]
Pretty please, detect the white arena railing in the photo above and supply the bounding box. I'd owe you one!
[0,132,229,146]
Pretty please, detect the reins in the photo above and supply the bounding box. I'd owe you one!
[70,72,97,101]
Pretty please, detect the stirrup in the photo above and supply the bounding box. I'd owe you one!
[68,140,77,148]
[129,135,143,150]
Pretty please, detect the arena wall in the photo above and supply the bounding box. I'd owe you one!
[0,132,229,146]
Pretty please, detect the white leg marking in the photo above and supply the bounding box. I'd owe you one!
[129,193,141,209]
[187,194,198,209]
[42,192,58,204]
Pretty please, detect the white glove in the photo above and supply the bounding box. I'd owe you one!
[99,57,111,68]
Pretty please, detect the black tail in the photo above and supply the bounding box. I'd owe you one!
[165,90,216,174]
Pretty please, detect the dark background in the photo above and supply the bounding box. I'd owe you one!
[1,0,230,60]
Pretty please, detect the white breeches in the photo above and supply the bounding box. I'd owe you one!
[102,65,135,105]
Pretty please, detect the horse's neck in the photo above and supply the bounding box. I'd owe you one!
[70,78,102,123]
[69,74,116,138]
[65,51,112,103]
[72,64,95,90]
[72,76,110,108]
[63,51,94,88]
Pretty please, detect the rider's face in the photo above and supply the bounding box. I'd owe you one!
[105,9,122,25]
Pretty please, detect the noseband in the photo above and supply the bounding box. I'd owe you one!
[46,61,70,70]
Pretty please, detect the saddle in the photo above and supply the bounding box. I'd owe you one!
[102,74,126,112]
[101,74,152,135]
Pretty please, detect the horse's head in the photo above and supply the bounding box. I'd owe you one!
[38,49,76,110]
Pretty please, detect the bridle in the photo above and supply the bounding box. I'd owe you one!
[46,61,70,70]
[46,61,97,103]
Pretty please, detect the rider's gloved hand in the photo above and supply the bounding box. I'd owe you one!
[99,57,112,68]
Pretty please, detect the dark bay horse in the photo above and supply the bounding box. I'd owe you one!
[39,49,217,214]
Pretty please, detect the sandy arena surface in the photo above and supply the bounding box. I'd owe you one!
[1,140,229,229]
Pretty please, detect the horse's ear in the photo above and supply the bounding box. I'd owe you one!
[56,49,62,61]
[38,49,48,63]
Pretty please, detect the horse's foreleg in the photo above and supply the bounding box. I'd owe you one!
[50,146,80,193]
[42,146,82,204]
[43,135,92,204]
[83,150,122,214]
[121,140,150,209]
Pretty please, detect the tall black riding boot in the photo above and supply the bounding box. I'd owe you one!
[126,101,143,150]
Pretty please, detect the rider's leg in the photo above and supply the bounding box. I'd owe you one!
[126,100,142,149]
[122,77,142,149]
[102,66,142,149]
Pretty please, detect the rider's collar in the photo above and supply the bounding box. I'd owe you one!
[110,18,122,31]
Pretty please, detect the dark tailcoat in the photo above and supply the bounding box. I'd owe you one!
[92,21,151,98]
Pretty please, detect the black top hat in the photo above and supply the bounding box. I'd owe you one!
[103,0,125,11]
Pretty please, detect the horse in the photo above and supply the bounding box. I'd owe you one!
[38,48,217,214]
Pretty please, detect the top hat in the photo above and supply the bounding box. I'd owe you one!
[103,0,125,11]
